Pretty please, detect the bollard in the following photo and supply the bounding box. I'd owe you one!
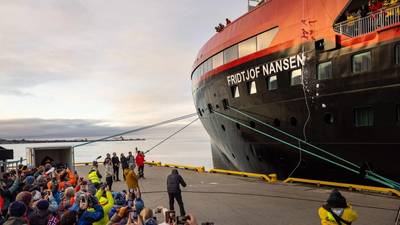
[269,173,277,183]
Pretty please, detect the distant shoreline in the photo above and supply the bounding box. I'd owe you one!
[0,138,146,144]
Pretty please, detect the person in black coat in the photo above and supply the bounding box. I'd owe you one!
[120,153,128,180]
[167,169,187,216]
[111,152,120,181]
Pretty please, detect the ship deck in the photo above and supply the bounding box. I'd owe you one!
[77,165,399,225]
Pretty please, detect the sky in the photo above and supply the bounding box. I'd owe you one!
[0,0,247,139]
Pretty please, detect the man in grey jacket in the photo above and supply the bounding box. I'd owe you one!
[167,169,187,216]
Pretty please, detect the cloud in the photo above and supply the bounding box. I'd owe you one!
[0,117,206,140]
[0,0,247,134]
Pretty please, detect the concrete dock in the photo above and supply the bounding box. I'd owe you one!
[77,165,399,225]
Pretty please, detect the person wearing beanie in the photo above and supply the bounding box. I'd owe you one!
[15,191,34,217]
[29,199,50,225]
[140,208,157,225]
[318,189,358,225]
[4,201,28,225]
[68,194,104,225]
[93,186,114,225]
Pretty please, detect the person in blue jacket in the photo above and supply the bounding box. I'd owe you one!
[69,194,104,225]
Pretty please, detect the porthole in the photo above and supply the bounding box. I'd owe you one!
[198,108,203,117]
[221,124,226,131]
[216,104,220,109]
[324,113,334,124]
[250,121,256,128]
[290,117,297,126]
[274,119,281,127]
[232,153,236,159]
[236,123,241,130]
[201,109,205,113]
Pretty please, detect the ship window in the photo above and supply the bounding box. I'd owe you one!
[257,27,279,51]
[291,69,302,86]
[224,45,238,63]
[352,51,371,74]
[267,75,278,90]
[212,52,224,69]
[239,37,257,58]
[204,58,213,74]
[247,81,257,94]
[231,85,240,98]
[354,107,374,127]
[317,61,332,80]
[396,45,400,65]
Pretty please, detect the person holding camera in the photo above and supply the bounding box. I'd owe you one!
[69,193,104,225]
[166,169,187,216]
[93,185,114,225]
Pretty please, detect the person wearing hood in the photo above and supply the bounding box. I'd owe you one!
[318,189,358,225]
[93,186,114,225]
[166,169,187,216]
[4,201,28,225]
[104,159,113,191]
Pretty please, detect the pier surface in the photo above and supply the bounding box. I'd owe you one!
[77,165,399,225]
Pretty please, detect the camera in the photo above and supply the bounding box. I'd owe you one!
[177,216,189,225]
[165,210,176,224]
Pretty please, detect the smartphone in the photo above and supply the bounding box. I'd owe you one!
[165,210,176,224]
[130,211,138,221]
[127,199,133,207]
[177,216,188,225]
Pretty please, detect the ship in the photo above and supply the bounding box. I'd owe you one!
[191,0,400,185]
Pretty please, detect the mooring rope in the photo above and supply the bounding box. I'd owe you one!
[212,109,400,189]
[144,117,199,154]
[73,113,198,148]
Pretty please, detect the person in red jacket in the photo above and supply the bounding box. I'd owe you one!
[135,151,145,178]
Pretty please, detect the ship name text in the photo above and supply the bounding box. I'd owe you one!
[227,53,306,86]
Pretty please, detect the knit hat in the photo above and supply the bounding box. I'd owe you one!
[65,187,75,198]
[326,189,347,208]
[36,200,50,210]
[113,192,126,206]
[24,176,35,185]
[16,191,32,206]
[135,198,144,213]
[9,201,27,217]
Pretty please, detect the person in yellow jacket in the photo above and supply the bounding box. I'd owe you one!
[92,186,114,225]
[88,161,102,189]
[318,189,358,225]
[124,164,139,190]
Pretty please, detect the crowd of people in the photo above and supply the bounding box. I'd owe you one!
[345,0,399,22]
[0,147,200,225]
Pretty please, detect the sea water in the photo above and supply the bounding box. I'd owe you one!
[1,124,213,169]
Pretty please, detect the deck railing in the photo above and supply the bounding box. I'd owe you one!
[334,4,400,37]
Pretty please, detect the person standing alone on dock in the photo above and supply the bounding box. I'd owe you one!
[167,169,187,216]
[111,152,120,181]
[318,189,358,225]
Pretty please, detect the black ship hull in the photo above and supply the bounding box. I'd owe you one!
[193,39,400,184]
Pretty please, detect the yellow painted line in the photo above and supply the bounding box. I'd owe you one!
[163,163,205,172]
[209,169,271,182]
[284,177,400,197]
[145,161,162,166]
